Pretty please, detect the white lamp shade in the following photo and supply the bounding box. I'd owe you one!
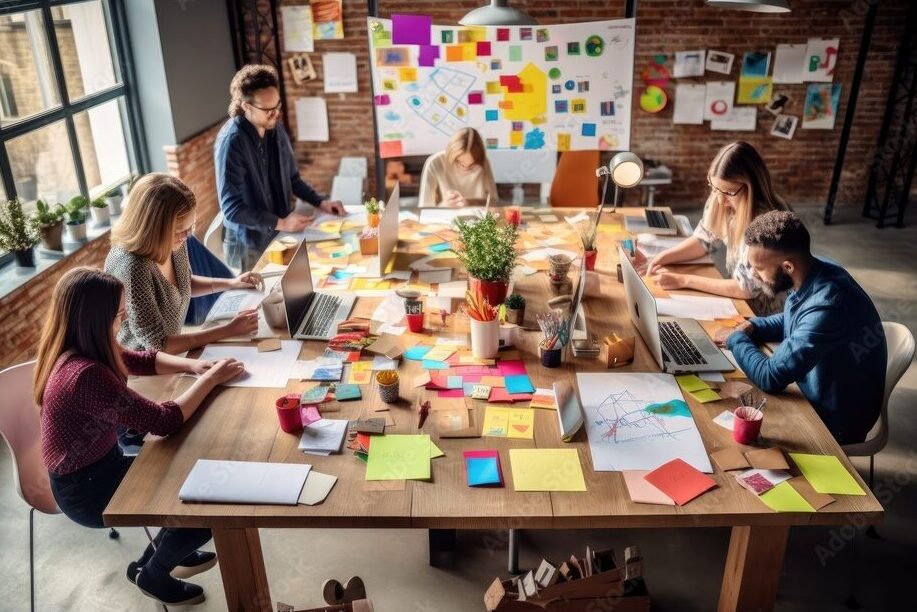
[459,1,538,26]
[609,152,644,188]
[705,0,791,13]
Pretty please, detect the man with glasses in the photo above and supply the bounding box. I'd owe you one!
[215,64,344,271]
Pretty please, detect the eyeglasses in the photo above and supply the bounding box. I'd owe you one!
[707,179,745,198]
[247,100,283,115]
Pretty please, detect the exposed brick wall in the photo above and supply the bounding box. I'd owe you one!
[264,0,908,208]
[164,122,225,240]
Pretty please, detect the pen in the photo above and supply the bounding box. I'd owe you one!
[418,400,431,429]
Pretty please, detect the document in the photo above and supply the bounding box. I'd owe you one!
[281,6,314,52]
[655,295,739,320]
[298,419,348,455]
[179,460,311,505]
[204,289,263,325]
[673,84,705,125]
[197,341,302,388]
[295,97,329,141]
[323,52,358,93]
[636,234,712,264]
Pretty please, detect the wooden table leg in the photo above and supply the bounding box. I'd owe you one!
[718,525,790,612]
[213,527,272,612]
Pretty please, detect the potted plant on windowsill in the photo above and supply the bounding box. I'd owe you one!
[577,217,599,271]
[364,197,381,228]
[106,186,124,216]
[64,196,89,242]
[30,199,66,252]
[504,293,526,325]
[454,211,518,306]
[89,195,110,227]
[0,198,40,268]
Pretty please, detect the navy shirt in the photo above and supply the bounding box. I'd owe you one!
[214,116,324,249]
[727,260,886,445]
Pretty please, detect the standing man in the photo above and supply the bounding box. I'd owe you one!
[215,64,344,271]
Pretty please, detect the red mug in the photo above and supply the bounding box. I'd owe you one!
[733,406,764,444]
[406,312,424,333]
[275,394,303,433]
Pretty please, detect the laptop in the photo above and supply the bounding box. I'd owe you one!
[619,248,733,373]
[280,241,356,340]
[623,206,679,236]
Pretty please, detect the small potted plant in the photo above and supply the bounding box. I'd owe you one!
[504,293,526,325]
[0,198,40,268]
[364,197,382,228]
[358,225,379,255]
[455,212,518,306]
[64,195,89,241]
[89,194,110,227]
[464,288,499,359]
[577,218,599,271]
[106,186,124,216]
[30,199,66,251]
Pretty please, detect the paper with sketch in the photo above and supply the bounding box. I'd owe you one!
[576,372,712,473]
[197,341,301,387]
[179,460,311,505]
[298,419,348,455]
[636,234,712,264]
[204,289,263,324]
[656,295,739,320]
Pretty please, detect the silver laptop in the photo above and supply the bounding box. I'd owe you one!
[620,248,733,373]
[280,241,356,340]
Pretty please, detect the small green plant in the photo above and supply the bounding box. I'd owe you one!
[64,195,89,224]
[454,212,519,284]
[505,293,526,309]
[30,200,65,229]
[0,198,39,251]
[90,195,108,209]
[105,186,121,199]
[364,197,380,214]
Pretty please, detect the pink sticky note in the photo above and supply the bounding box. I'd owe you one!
[374,94,391,106]
[391,14,432,46]
[644,459,716,506]
[300,405,322,426]
[438,389,465,398]
[497,28,510,42]
[379,140,403,158]
[468,91,484,104]
[497,360,527,375]
[622,470,676,505]
[476,41,491,56]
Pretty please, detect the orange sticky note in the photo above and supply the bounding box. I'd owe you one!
[622,470,675,505]
[644,459,716,506]
[557,133,571,151]
[446,45,464,62]
[379,140,403,158]
[510,131,523,147]
[498,100,514,110]
[398,67,417,82]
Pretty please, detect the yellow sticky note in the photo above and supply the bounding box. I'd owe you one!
[509,449,587,491]
[461,43,477,60]
[531,114,547,125]
[424,345,456,363]
[349,360,374,385]
[399,67,417,82]
[557,133,571,151]
[676,374,710,393]
[486,81,501,94]
[382,79,396,91]
[506,408,534,439]
[571,98,587,114]
[759,482,816,512]
[482,406,510,437]
[510,131,523,147]
[789,453,866,495]
[689,388,721,403]
[365,435,431,481]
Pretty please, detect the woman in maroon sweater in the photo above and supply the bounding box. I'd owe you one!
[34,267,244,606]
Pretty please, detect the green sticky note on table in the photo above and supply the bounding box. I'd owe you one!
[334,384,361,401]
[689,388,721,403]
[365,435,432,481]
[676,374,709,393]
[509,449,587,491]
[430,441,445,459]
[789,453,865,495]
[759,481,816,512]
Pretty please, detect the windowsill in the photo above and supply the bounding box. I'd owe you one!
[0,220,113,301]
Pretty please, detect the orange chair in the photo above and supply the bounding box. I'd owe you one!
[549,150,600,207]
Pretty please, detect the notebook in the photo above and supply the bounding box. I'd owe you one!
[179,460,311,505]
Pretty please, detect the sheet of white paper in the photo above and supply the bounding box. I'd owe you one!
[323,52,358,92]
[656,295,739,320]
[371,355,399,371]
[298,471,338,505]
[435,280,468,298]
[636,234,712,264]
[197,341,302,388]
[376,323,406,336]
[298,419,348,454]
[338,156,367,178]
[713,410,735,430]
[804,38,839,82]
[711,106,757,131]
[673,50,705,78]
[205,289,263,324]
[699,371,726,383]
[281,6,314,52]
[418,268,452,284]
[773,44,806,84]
[295,97,329,141]
[673,84,706,125]
[577,372,713,473]
[370,293,405,324]
[180,460,311,505]
[704,81,735,121]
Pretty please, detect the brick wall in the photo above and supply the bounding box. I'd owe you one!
[267,0,908,208]
[164,122,225,240]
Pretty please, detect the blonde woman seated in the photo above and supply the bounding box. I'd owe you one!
[642,141,790,314]
[105,173,260,353]
[419,128,499,207]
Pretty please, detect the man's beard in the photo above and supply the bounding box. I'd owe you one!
[761,268,793,296]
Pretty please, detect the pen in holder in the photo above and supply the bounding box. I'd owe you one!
[536,309,571,368]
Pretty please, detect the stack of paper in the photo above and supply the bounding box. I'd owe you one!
[298,419,348,456]
[197,341,302,388]
[675,374,721,403]
[656,295,739,320]
[179,460,311,505]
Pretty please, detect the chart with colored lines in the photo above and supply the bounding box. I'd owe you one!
[577,373,713,473]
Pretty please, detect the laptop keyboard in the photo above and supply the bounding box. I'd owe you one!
[645,209,671,229]
[659,321,708,366]
[303,293,342,337]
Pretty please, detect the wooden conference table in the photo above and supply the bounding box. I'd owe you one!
[105,208,882,612]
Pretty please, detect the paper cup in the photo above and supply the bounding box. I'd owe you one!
[262,291,287,329]
[470,317,499,359]
[275,394,302,433]
[406,312,424,333]
[733,406,763,444]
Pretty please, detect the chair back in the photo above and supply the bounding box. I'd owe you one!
[0,360,59,515]
[203,210,225,262]
[549,150,600,208]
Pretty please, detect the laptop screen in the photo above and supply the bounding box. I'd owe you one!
[280,241,314,337]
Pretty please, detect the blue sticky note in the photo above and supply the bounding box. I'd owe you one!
[446,375,463,389]
[300,386,329,404]
[334,384,361,401]
[504,374,535,394]
[486,109,499,121]
[581,123,597,137]
[466,457,502,486]
[404,345,433,360]
[429,242,452,253]
[463,383,478,397]
[422,360,450,370]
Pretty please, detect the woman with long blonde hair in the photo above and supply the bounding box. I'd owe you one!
[419,127,499,207]
[34,267,244,606]
[105,173,260,353]
[646,141,790,314]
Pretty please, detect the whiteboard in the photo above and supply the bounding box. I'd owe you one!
[367,18,634,158]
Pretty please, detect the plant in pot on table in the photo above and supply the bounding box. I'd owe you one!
[454,211,518,306]
[577,216,599,271]
[64,196,89,242]
[0,198,40,268]
[30,199,66,252]
[464,288,499,359]
[364,197,382,228]
[504,293,526,325]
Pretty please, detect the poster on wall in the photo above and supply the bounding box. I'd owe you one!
[323,52,358,93]
[281,6,314,53]
[802,83,841,129]
[703,81,735,121]
[705,50,734,75]
[804,38,839,82]
[367,16,635,157]
[772,43,806,84]
[312,0,344,40]
[673,83,705,124]
[673,50,705,78]
[771,114,798,140]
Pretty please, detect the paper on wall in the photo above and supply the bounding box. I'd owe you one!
[710,106,757,131]
[673,50,705,78]
[323,52,358,93]
[295,97,329,141]
[673,83,705,125]
[281,6,314,52]
[772,44,806,84]
[804,38,839,82]
[703,81,735,121]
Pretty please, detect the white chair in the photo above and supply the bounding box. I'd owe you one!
[203,211,225,263]
[842,321,915,488]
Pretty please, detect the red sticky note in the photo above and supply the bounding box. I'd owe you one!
[499,75,523,93]
[497,359,527,375]
[426,376,449,390]
[300,405,322,426]
[644,459,716,506]
[438,389,465,398]
[477,41,492,56]
[488,388,533,403]
[379,140,403,158]
[468,91,484,104]
[496,28,510,42]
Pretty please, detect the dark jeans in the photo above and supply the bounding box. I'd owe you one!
[223,227,270,272]
[50,445,211,575]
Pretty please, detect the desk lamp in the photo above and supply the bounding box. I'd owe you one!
[459,1,537,26]
[596,152,644,217]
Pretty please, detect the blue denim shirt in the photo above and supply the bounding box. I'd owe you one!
[727,260,886,445]
[214,116,324,249]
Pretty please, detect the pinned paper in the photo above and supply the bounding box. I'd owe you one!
[379,140,403,158]
[365,434,432,480]
[509,449,587,492]
[644,458,716,506]
[789,453,865,495]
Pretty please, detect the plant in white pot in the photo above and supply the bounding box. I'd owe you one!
[0,198,40,268]
[454,211,518,307]
[106,186,124,216]
[30,199,66,251]
[89,195,110,227]
[64,196,89,242]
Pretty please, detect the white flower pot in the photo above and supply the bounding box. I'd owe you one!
[67,222,87,241]
[90,204,110,227]
[469,317,499,359]
[107,194,123,216]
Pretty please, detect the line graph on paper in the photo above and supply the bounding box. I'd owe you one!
[577,373,713,473]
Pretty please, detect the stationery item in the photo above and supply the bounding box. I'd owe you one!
[509,449,587,492]
[471,384,492,400]
[417,400,431,429]
[333,384,361,401]
[180,460,311,505]
[365,334,404,359]
[197,341,302,388]
[759,481,816,513]
[773,43,806,84]
[300,405,322,427]
[488,388,533,403]
[298,419,348,455]
[710,447,751,472]
[258,338,282,352]
[733,406,763,445]
[689,388,721,403]
[424,345,457,362]
[365,434,432,480]
[404,345,433,360]
[735,468,791,495]
[482,406,535,439]
[713,410,736,430]
[787,476,835,510]
[298,471,338,505]
[644,458,716,505]
[435,406,479,438]
[505,374,535,394]
[348,360,374,385]
[352,418,385,434]
[301,385,331,405]
[464,450,504,487]
[675,374,708,393]
[745,448,790,471]
[376,370,400,403]
[554,379,584,442]
[655,295,739,320]
[788,453,865,495]
[275,394,304,434]
[529,388,558,410]
[622,470,675,505]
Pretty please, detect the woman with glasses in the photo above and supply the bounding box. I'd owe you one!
[105,173,261,353]
[419,128,499,207]
[643,141,790,314]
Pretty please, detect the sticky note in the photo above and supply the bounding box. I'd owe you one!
[348,361,373,385]
[497,28,510,42]
[430,441,445,459]
[468,91,484,104]
[300,405,322,426]
[482,406,534,439]
[391,14,432,46]
[486,81,501,94]
[581,123,597,137]
[422,360,449,371]
[510,131,523,147]
[644,458,716,505]
[480,375,505,388]
[505,374,535,394]
[424,345,456,362]
[622,470,675,505]
[499,75,523,93]
[789,453,865,495]
[365,434,431,481]
[676,374,710,393]
[445,375,463,389]
[404,345,433,361]
[379,140,403,158]
[476,41,491,56]
[509,449,587,491]
[399,67,417,82]
[529,389,557,410]
[689,389,722,403]
[464,450,504,486]
[428,242,452,253]
[334,384,361,401]
[445,45,464,62]
[497,360,527,376]
[374,94,391,106]
[557,133,571,151]
[571,98,587,114]
[485,109,499,121]
[418,45,439,67]
[509,45,522,62]
[759,481,816,512]
[471,384,492,400]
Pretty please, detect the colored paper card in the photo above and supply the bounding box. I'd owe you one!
[428,242,453,253]
[787,476,835,510]
[759,481,816,513]
[675,374,709,393]
[529,389,557,410]
[557,133,571,151]
[301,386,330,404]
[471,384,492,400]
[334,384,361,401]
[505,374,535,394]
[465,457,502,487]
[468,91,484,104]
[509,45,522,62]
[622,470,675,505]
[485,109,499,121]
[689,389,721,403]
[644,458,716,506]
[399,67,417,82]
[422,360,449,371]
[745,448,790,471]
[379,140,403,158]
[581,123,596,137]
[445,45,463,62]
[486,81,501,94]
[789,453,865,495]
[445,375,463,389]
[300,405,322,426]
[476,41,491,56]
[482,406,534,439]
[424,345,456,362]
[497,28,510,42]
[365,434,432,481]
[373,94,391,106]
[509,449,587,492]
[418,45,439,67]
[510,131,523,147]
[438,389,465,398]
[497,360,527,376]
[464,449,504,486]
[348,361,374,385]
[488,388,531,403]
[481,375,505,388]
[430,441,445,459]
[711,447,751,472]
[391,14,431,46]
[404,345,433,360]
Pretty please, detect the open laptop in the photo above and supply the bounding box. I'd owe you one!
[281,241,356,340]
[620,248,733,373]
[623,206,679,236]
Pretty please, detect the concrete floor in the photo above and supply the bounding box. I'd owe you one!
[2,205,916,611]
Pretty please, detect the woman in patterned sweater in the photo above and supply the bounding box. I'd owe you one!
[34,267,244,606]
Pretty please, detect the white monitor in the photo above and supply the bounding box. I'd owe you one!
[488,149,558,186]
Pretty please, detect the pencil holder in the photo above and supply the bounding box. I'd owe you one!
[376,371,400,403]
[275,394,303,433]
[540,346,563,368]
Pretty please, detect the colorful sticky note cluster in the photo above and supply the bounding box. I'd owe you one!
[482,406,534,439]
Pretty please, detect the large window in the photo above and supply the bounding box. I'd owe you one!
[0,0,143,262]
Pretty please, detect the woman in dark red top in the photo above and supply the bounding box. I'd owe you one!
[34,267,244,607]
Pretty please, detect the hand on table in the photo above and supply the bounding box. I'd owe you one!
[653,269,689,290]
[232,271,263,291]
[276,212,310,233]
[443,191,468,207]
[202,358,246,385]
[714,321,752,346]
[319,199,346,216]
[225,308,260,337]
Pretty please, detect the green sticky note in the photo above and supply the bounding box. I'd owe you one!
[334,384,361,401]
[365,435,432,481]
[789,453,865,495]
[676,374,710,393]
[759,482,816,512]
[430,441,445,459]
[300,386,329,404]
[509,45,522,62]
[689,388,722,403]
